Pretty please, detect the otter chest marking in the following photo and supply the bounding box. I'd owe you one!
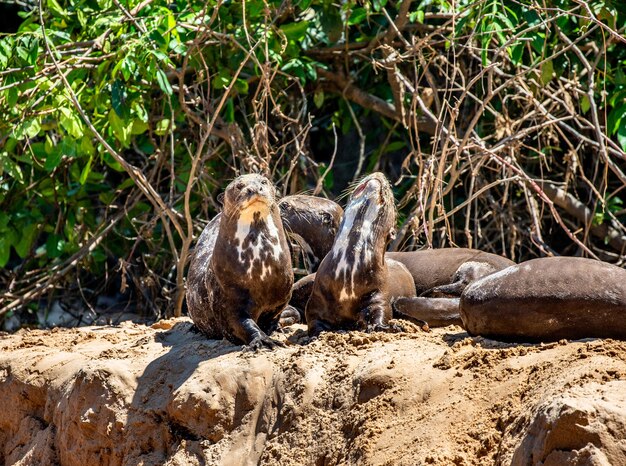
[331,198,379,301]
[235,213,283,279]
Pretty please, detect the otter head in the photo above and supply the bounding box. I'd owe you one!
[222,173,277,221]
[343,171,397,249]
[326,172,397,301]
[218,174,289,281]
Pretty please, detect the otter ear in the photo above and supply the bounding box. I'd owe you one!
[217,192,225,206]
[388,228,397,241]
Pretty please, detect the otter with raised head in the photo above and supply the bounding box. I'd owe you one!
[279,195,343,273]
[460,257,626,342]
[305,172,411,336]
[186,174,293,349]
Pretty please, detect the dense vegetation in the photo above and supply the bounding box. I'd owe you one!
[0,0,625,325]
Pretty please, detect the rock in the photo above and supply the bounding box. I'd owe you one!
[507,381,626,466]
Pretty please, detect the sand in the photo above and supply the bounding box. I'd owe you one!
[1,318,626,465]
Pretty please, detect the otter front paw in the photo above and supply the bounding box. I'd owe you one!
[245,334,286,351]
[366,322,403,333]
[279,306,302,327]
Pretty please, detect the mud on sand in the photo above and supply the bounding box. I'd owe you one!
[1,318,626,465]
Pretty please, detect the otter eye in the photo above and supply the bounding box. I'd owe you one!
[261,179,269,185]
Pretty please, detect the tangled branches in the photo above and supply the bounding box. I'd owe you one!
[311,0,626,263]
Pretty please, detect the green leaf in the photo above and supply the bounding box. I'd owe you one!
[348,8,367,26]
[99,191,116,205]
[0,44,7,69]
[111,80,129,119]
[298,0,312,10]
[43,145,61,172]
[0,233,13,267]
[155,119,171,136]
[384,141,406,153]
[320,7,343,43]
[13,118,41,140]
[541,60,553,85]
[314,89,324,108]
[80,136,95,157]
[617,118,626,152]
[59,137,77,158]
[151,50,169,62]
[593,211,604,226]
[580,95,591,114]
[47,0,67,17]
[79,156,92,185]
[234,78,249,95]
[45,233,65,259]
[156,69,173,95]
[14,223,37,258]
[16,45,28,63]
[120,55,136,81]
[59,107,83,139]
[224,98,235,123]
[131,120,149,135]
[409,10,425,24]
[280,21,310,41]
[212,69,231,89]
[2,158,24,183]
[509,43,524,65]
[608,103,626,135]
[0,212,9,231]
[133,102,149,123]
[373,0,387,12]
[108,109,131,147]
[7,87,18,107]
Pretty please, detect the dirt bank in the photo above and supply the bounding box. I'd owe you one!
[1,318,626,465]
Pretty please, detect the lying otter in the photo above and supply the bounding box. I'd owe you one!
[387,250,515,327]
[387,249,515,296]
[460,257,626,342]
[279,195,343,273]
[186,174,293,349]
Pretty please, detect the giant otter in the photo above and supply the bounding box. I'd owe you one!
[186,174,293,349]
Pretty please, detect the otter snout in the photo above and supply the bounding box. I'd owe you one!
[237,181,274,207]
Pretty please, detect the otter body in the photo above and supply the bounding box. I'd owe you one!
[460,257,626,342]
[289,259,416,322]
[279,195,343,273]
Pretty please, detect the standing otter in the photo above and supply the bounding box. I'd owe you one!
[305,172,408,336]
[279,195,343,273]
[186,174,293,349]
